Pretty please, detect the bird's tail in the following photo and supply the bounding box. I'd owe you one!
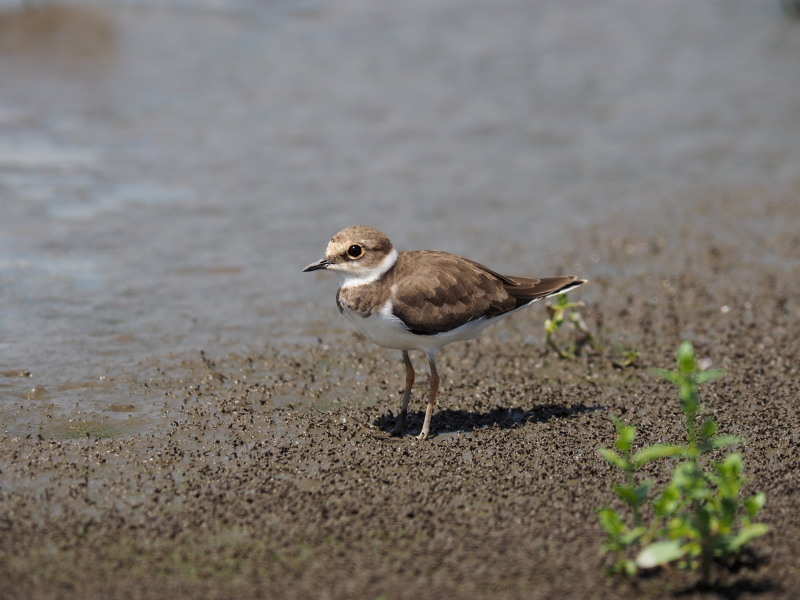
[505,276,586,308]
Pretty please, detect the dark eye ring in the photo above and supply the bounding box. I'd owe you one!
[347,244,364,259]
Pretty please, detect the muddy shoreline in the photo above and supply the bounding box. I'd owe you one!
[2,187,800,599]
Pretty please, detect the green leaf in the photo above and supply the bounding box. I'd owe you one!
[615,424,636,453]
[668,516,699,541]
[670,461,703,489]
[633,444,685,466]
[699,418,717,440]
[744,492,766,517]
[706,435,742,450]
[728,523,770,551]
[653,484,681,517]
[614,484,645,507]
[598,448,628,470]
[717,452,743,478]
[607,558,639,576]
[598,508,626,536]
[636,540,687,569]
[613,482,651,507]
[544,319,557,334]
[695,368,725,384]
[652,368,681,385]
[677,341,696,373]
[622,559,638,576]
[620,526,646,546]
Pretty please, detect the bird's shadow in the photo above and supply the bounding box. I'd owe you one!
[372,403,601,438]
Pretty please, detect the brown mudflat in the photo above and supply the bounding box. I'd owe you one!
[1,188,799,599]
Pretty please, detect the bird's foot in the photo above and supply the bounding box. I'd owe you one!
[390,415,407,437]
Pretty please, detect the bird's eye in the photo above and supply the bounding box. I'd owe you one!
[347,244,364,259]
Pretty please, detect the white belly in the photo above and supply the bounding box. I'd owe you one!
[341,299,504,353]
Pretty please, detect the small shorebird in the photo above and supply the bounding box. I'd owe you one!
[303,225,586,440]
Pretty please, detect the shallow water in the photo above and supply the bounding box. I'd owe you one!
[1,0,799,432]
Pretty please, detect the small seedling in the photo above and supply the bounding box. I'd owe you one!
[544,294,597,359]
[612,350,640,369]
[544,294,637,367]
[598,341,768,584]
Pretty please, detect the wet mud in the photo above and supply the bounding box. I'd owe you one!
[2,187,800,599]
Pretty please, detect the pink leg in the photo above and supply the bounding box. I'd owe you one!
[417,353,439,440]
[392,350,414,435]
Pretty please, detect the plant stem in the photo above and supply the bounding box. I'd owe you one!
[627,468,642,527]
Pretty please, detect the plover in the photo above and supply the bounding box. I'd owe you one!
[303,225,586,440]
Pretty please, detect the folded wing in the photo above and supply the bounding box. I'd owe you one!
[390,251,585,335]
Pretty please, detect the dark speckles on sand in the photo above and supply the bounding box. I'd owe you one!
[2,189,800,599]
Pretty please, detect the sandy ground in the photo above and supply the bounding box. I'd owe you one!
[2,187,800,599]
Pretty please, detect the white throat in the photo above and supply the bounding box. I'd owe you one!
[339,248,398,289]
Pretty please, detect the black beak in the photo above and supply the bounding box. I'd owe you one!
[303,258,330,272]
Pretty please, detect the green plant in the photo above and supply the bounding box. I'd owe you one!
[544,295,639,367]
[544,294,597,359]
[598,341,769,583]
[612,349,640,369]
